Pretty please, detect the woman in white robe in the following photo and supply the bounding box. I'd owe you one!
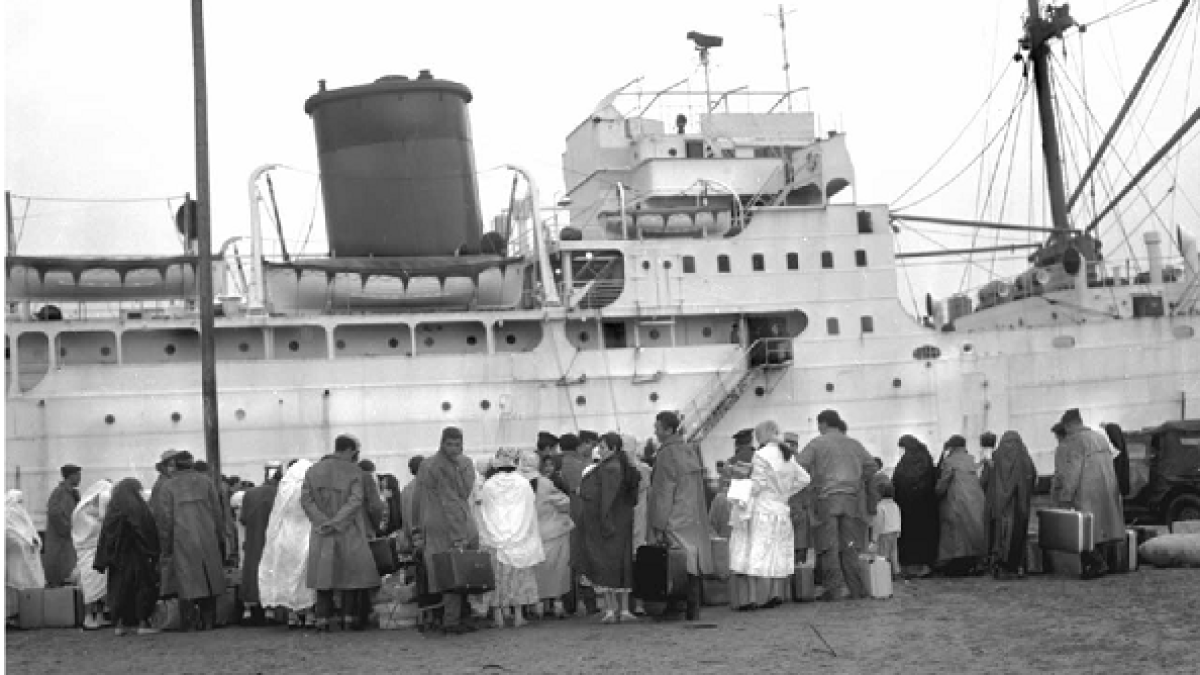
[6,490,47,590]
[258,459,315,627]
[729,421,810,610]
[73,479,113,629]
[478,447,544,628]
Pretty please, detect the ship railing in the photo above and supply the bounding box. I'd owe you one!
[679,337,793,445]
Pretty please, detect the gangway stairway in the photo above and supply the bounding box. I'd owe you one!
[682,337,792,445]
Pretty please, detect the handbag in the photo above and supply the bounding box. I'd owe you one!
[369,536,398,576]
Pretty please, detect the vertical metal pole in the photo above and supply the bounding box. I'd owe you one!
[5,191,15,255]
[778,5,793,112]
[1026,0,1070,232]
[192,0,221,478]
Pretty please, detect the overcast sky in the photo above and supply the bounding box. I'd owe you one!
[5,0,1197,302]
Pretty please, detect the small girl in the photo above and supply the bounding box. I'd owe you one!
[872,482,903,578]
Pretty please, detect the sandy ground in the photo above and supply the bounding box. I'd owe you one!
[7,567,1199,675]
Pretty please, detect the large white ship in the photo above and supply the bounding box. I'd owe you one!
[6,2,1199,526]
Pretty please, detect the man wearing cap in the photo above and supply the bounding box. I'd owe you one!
[797,409,877,600]
[301,434,380,631]
[412,426,480,634]
[648,410,713,619]
[731,428,756,465]
[43,464,82,587]
[1051,408,1125,578]
[535,432,559,459]
[157,450,227,630]
[579,430,601,465]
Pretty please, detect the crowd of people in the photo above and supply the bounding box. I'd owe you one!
[4,405,1129,636]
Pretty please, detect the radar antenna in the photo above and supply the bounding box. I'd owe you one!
[687,31,723,113]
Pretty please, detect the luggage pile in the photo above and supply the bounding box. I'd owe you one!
[12,586,83,629]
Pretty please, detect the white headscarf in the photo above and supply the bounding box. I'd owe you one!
[259,459,316,610]
[72,479,113,551]
[478,469,544,569]
[6,490,47,590]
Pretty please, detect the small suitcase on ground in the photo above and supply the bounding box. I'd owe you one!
[151,599,184,631]
[213,586,240,627]
[17,589,44,629]
[370,537,399,576]
[1127,529,1138,571]
[431,549,495,594]
[633,545,689,601]
[709,538,730,578]
[790,564,816,602]
[42,586,82,628]
[701,577,729,606]
[1044,549,1083,578]
[1171,520,1200,535]
[1106,536,1131,574]
[858,554,893,598]
[1038,508,1095,553]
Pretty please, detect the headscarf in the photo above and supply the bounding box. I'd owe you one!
[494,447,522,470]
[478,461,544,568]
[987,431,1036,515]
[892,435,937,501]
[517,449,541,481]
[259,459,315,610]
[99,478,159,558]
[6,490,40,550]
[72,479,113,551]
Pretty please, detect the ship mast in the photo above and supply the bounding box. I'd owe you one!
[1022,0,1076,235]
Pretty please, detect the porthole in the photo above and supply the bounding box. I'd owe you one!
[505,334,517,345]
[702,327,713,338]
[1052,336,1076,349]
[892,378,902,388]
[171,412,182,423]
[575,396,587,406]
[388,337,400,349]
[962,343,974,354]
[335,340,346,350]
[649,392,659,403]
[239,342,251,353]
[235,408,246,421]
[480,399,491,410]
[825,383,835,392]
[100,346,111,357]
[104,414,115,425]
[580,332,590,343]
[642,260,651,270]
[164,344,177,356]
[663,260,672,270]
[424,337,434,347]
[755,386,766,397]
[441,401,452,412]
[649,329,661,340]
[467,336,477,346]
[288,341,300,352]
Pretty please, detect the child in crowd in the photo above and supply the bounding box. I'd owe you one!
[872,482,902,578]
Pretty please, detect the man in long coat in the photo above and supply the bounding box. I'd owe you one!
[1052,408,1126,577]
[797,409,878,601]
[301,434,380,631]
[43,464,82,586]
[157,451,227,630]
[648,410,713,620]
[412,426,479,634]
[558,433,597,616]
[238,469,279,624]
[399,455,424,551]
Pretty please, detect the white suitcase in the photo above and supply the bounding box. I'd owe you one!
[1127,529,1138,572]
[858,554,893,599]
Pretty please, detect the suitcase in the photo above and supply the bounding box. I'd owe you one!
[1171,520,1200,535]
[213,586,240,627]
[370,537,399,576]
[701,577,729,606]
[1105,536,1131,574]
[1038,508,1095,553]
[431,549,495,594]
[43,587,82,628]
[790,564,815,602]
[1044,549,1083,578]
[709,538,730,578]
[858,554,893,599]
[150,599,184,631]
[17,589,44,629]
[1127,529,1138,572]
[633,545,689,601]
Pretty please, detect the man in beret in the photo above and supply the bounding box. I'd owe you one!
[412,427,479,634]
[1051,408,1125,578]
[797,409,877,600]
[731,428,756,465]
[535,432,559,459]
[43,463,82,586]
[158,451,227,630]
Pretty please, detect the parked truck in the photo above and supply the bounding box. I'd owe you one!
[1121,420,1200,525]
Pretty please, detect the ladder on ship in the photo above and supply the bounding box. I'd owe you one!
[682,337,792,445]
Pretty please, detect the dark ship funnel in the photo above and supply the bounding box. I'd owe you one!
[304,73,484,257]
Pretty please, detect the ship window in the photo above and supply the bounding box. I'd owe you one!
[466,336,477,346]
[855,250,868,267]
[787,253,799,270]
[718,255,730,273]
[683,256,696,273]
[685,140,705,158]
[821,251,834,269]
[580,332,590,343]
[752,254,765,272]
[649,329,661,340]
[913,345,942,360]
[702,327,712,338]
[861,316,874,333]
[826,318,840,335]
[505,334,517,345]
[857,210,874,233]
[1052,335,1075,349]
[576,395,587,406]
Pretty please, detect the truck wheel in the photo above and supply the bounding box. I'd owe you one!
[1166,493,1200,525]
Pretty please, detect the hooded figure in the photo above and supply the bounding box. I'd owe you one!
[238,471,280,613]
[6,490,47,590]
[73,479,114,628]
[259,460,316,618]
[935,436,987,575]
[520,449,573,615]
[479,447,545,627]
[93,478,160,634]
[984,431,1037,577]
[892,435,940,576]
[578,432,641,623]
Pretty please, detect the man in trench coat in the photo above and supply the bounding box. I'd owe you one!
[157,451,227,630]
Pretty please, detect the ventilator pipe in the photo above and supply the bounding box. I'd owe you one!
[504,164,560,306]
[247,163,282,312]
[1144,231,1163,285]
